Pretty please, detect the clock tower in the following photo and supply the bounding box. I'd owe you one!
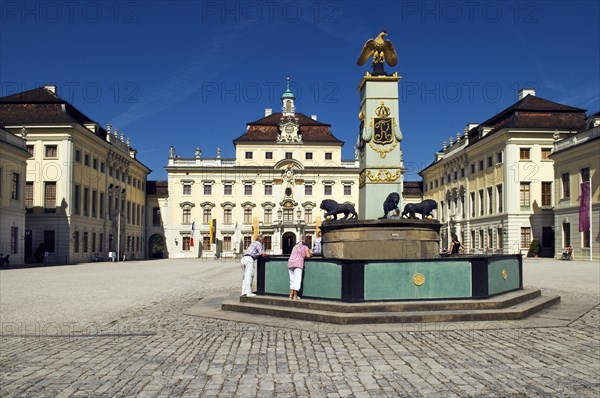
[278,77,301,143]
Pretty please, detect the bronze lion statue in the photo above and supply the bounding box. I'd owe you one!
[320,199,358,220]
[401,199,438,219]
[380,192,401,219]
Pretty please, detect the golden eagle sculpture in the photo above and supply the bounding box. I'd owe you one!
[357,31,398,75]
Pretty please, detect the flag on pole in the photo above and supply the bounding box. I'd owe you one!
[579,181,590,232]
[253,217,259,241]
[190,221,195,246]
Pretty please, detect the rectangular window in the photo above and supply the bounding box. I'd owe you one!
[99,192,105,219]
[83,232,88,253]
[304,208,312,223]
[497,184,503,213]
[325,152,332,160]
[223,236,231,251]
[470,192,475,217]
[100,162,105,173]
[75,149,81,162]
[74,231,80,253]
[27,145,34,156]
[244,184,252,195]
[203,208,211,224]
[44,182,57,212]
[73,184,80,215]
[497,152,503,163]
[263,236,272,251]
[487,187,493,214]
[542,182,552,207]
[99,233,104,253]
[25,182,33,212]
[519,148,530,160]
[562,173,570,198]
[92,158,98,170]
[108,195,113,221]
[478,189,484,216]
[470,164,475,174]
[152,207,161,226]
[478,160,484,171]
[541,148,552,160]
[10,227,18,254]
[83,187,89,216]
[285,152,293,159]
[183,236,191,251]
[243,236,252,249]
[479,230,484,249]
[203,236,211,250]
[520,183,531,210]
[182,207,191,224]
[11,173,19,200]
[127,201,131,224]
[306,152,313,160]
[183,184,191,195]
[224,208,232,224]
[563,223,571,247]
[84,154,90,166]
[45,145,58,158]
[92,232,96,253]
[344,185,352,196]
[520,227,531,248]
[283,209,293,223]
[488,229,493,249]
[264,208,272,224]
[224,184,232,195]
[264,184,272,195]
[582,231,590,248]
[487,156,493,168]
[265,152,273,160]
[324,185,332,196]
[44,230,55,253]
[581,167,590,182]
[244,208,252,224]
[471,230,476,249]
[245,151,253,159]
[204,184,212,195]
[305,185,313,195]
[497,227,503,249]
[461,168,465,177]
[92,190,97,218]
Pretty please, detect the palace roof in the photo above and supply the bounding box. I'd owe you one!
[233,112,343,144]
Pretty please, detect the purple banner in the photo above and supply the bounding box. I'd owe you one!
[579,181,590,232]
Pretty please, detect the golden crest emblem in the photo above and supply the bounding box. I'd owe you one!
[372,102,394,146]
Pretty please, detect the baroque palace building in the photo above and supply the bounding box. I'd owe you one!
[551,112,600,261]
[0,85,151,264]
[420,89,588,257]
[162,83,360,257]
[0,124,30,265]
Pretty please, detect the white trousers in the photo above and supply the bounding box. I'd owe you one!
[240,256,255,295]
[289,268,303,291]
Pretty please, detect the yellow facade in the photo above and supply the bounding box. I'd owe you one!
[0,127,30,265]
[551,117,600,261]
[421,92,587,257]
[0,86,150,264]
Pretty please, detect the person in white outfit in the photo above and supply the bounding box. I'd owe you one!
[240,235,267,297]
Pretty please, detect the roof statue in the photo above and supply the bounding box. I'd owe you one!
[356,31,398,76]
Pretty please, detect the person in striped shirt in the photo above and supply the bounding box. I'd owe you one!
[240,235,267,297]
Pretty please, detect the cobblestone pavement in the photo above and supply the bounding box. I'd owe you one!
[1,258,598,397]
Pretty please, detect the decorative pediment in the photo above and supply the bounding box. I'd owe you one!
[199,201,215,208]
[179,201,195,208]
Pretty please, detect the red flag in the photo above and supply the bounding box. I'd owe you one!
[579,181,590,232]
[190,238,194,247]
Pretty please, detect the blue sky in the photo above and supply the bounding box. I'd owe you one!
[2,0,599,180]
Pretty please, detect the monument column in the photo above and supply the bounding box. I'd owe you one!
[356,35,405,219]
[357,76,405,219]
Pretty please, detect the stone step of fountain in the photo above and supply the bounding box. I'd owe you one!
[221,293,560,325]
[240,288,542,312]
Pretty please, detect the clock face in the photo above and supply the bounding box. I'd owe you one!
[285,125,294,133]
